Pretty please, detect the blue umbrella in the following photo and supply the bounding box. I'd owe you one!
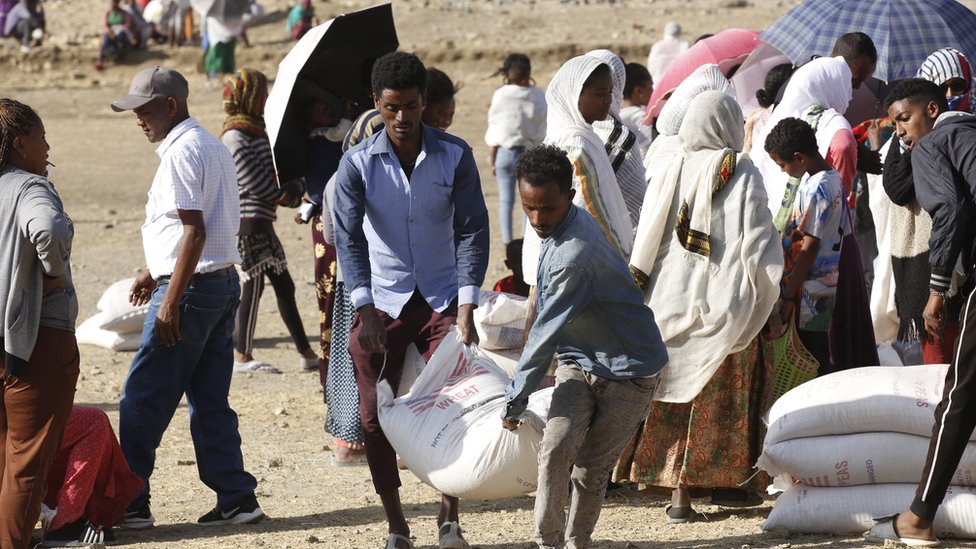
[759,0,976,81]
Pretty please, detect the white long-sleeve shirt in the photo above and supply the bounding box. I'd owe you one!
[484,84,547,149]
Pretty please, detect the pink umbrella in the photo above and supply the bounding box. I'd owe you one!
[644,28,761,124]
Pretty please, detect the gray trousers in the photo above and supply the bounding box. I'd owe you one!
[535,363,658,549]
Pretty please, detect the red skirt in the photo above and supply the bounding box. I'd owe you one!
[43,406,143,530]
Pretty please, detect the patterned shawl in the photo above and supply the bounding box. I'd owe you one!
[222,68,268,138]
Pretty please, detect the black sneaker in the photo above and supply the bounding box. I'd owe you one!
[40,519,119,547]
[119,502,155,529]
[197,493,265,526]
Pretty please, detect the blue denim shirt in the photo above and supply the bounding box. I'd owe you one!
[334,124,490,318]
[504,206,669,418]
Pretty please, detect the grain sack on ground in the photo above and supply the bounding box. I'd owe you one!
[759,432,976,487]
[764,483,976,537]
[764,365,949,448]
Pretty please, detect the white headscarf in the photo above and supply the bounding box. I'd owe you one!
[657,64,734,137]
[751,56,853,214]
[521,55,634,284]
[586,49,625,117]
[635,91,782,402]
[642,65,734,209]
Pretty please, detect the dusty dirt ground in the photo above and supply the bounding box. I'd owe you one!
[6,0,976,547]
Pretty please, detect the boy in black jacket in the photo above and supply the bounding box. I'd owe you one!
[865,78,976,546]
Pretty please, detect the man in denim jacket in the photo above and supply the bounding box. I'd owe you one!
[502,144,668,549]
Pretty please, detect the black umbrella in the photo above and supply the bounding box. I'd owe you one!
[266,3,398,184]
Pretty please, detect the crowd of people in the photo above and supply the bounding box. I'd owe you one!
[4,5,976,548]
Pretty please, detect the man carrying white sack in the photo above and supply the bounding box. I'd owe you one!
[864,79,976,547]
[501,144,668,549]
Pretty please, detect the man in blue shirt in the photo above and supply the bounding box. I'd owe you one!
[502,145,667,549]
[334,52,489,549]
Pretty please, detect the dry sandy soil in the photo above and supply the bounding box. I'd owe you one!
[5,0,976,547]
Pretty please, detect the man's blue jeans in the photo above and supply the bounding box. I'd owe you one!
[120,270,257,510]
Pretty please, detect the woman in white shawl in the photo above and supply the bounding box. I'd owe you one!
[642,64,733,186]
[586,49,648,231]
[615,91,783,521]
[521,55,633,284]
[750,56,857,216]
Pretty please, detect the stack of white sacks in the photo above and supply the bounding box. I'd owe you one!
[75,278,148,351]
[759,365,976,538]
[377,290,552,500]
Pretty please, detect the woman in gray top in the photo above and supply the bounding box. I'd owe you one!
[0,98,80,549]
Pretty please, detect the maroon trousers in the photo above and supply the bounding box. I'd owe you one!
[349,291,456,494]
[0,326,79,549]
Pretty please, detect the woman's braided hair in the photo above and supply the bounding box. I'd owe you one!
[0,98,41,171]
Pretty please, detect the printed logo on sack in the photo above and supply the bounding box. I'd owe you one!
[405,354,490,414]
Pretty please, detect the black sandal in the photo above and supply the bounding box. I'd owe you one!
[665,504,696,524]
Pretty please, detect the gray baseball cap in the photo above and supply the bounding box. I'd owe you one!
[111,66,189,112]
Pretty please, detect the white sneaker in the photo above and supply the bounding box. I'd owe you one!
[438,521,469,549]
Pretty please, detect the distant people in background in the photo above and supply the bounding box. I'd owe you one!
[204,15,243,88]
[485,53,546,244]
[161,0,191,47]
[0,0,17,38]
[0,98,80,549]
[140,0,166,40]
[95,0,137,71]
[122,0,163,48]
[646,20,688,83]
[220,68,318,374]
[39,407,143,547]
[4,0,45,53]
[743,63,795,153]
[423,68,459,131]
[286,0,316,41]
[620,61,655,154]
[493,239,530,297]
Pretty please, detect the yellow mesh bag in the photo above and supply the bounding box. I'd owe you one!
[768,319,820,401]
